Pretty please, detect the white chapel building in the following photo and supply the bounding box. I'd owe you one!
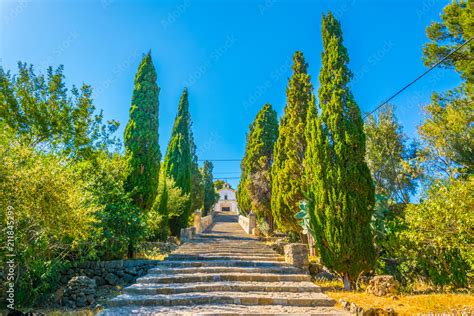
[214,183,238,213]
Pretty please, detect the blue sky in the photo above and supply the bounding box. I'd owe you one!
[0,0,461,188]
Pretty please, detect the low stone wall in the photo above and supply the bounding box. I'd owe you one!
[181,210,215,241]
[284,243,309,270]
[200,213,213,232]
[60,259,161,287]
[58,259,161,307]
[238,211,256,235]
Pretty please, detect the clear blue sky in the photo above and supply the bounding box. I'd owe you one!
[0,0,461,188]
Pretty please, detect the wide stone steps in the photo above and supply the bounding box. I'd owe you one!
[124,281,321,295]
[99,211,341,315]
[166,254,285,262]
[147,265,302,275]
[100,304,344,315]
[151,259,292,268]
[136,272,311,284]
[108,291,335,308]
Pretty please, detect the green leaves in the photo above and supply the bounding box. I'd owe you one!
[163,88,194,235]
[304,12,375,289]
[124,52,161,211]
[239,103,278,224]
[202,160,218,215]
[271,52,314,233]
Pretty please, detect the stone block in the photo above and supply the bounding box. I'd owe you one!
[284,243,309,269]
[366,275,399,296]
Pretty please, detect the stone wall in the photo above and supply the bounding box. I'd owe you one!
[181,210,215,241]
[60,259,161,288]
[284,243,309,270]
[56,259,162,308]
[238,211,256,235]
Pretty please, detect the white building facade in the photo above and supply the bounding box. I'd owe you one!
[214,183,238,213]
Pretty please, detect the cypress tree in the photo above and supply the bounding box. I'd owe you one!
[236,181,252,214]
[239,103,278,227]
[305,12,375,290]
[202,160,217,216]
[163,88,193,235]
[190,131,204,213]
[271,52,314,233]
[124,52,161,211]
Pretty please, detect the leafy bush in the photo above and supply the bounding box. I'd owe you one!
[399,177,473,289]
[147,173,190,241]
[0,125,97,305]
[77,152,146,260]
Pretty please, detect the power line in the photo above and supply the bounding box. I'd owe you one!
[198,159,241,162]
[214,176,240,180]
[362,37,473,120]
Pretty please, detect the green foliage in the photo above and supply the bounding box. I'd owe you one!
[124,52,161,211]
[305,12,375,289]
[0,63,119,158]
[163,88,193,235]
[78,152,146,260]
[399,177,473,289]
[418,84,473,177]
[422,0,472,82]
[236,181,252,214]
[386,0,474,290]
[365,105,419,203]
[202,160,218,216]
[148,172,190,241]
[239,103,278,227]
[0,124,97,305]
[190,134,204,213]
[271,52,314,233]
[214,179,226,190]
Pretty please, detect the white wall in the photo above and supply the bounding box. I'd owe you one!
[218,188,236,201]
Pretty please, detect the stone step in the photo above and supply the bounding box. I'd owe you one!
[169,251,282,259]
[147,266,302,275]
[124,281,321,295]
[136,273,311,284]
[100,304,345,315]
[108,291,335,308]
[179,246,276,253]
[153,260,290,268]
[166,254,285,262]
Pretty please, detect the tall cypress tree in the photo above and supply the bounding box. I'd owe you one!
[239,103,278,226]
[163,88,193,235]
[124,52,161,211]
[202,160,217,216]
[305,12,375,290]
[271,52,314,233]
[190,131,204,213]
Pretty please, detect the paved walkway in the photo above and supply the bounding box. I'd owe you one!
[99,211,345,315]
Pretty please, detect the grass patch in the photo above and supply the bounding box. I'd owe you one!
[327,291,474,314]
[316,279,474,313]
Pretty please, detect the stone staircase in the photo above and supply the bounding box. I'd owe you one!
[99,211,344,315]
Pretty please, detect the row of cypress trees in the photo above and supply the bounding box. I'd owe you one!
[123,52,217,244]
[238,12,375,290]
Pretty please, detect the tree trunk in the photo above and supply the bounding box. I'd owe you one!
[127,243,135,259]
[343,273,354,291]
